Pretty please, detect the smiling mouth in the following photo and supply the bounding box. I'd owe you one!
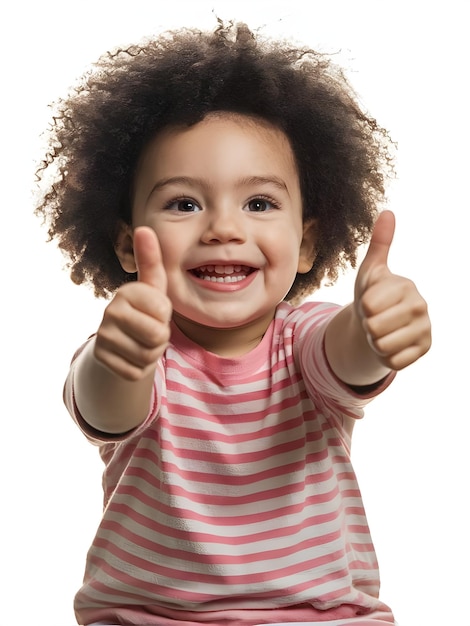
[191,264,255,283]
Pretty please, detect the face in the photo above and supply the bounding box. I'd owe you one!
[121,113,315,348]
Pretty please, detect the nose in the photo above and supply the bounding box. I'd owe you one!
[200,207,247,244]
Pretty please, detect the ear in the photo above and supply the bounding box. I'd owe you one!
[297,219,317,274]
[114,221,138,273]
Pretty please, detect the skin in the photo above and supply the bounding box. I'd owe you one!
[73,113,431,434]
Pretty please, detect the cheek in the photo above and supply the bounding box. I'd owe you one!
[158,245,178,275]
[263,226,302,265]
[149,223,182,267]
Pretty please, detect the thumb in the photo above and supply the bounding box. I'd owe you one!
[133,226,167,292]
[361,209,395,271]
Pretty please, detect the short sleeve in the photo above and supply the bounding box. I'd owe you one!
[63,339,162,446]
[292,303,395,416]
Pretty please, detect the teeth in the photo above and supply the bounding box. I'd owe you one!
[202,275,246,283]
[199,265,242,274]
[193,264,252,283]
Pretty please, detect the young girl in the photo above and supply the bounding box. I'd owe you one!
[35,21,431,626]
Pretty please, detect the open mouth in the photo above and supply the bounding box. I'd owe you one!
[190,264,255,284]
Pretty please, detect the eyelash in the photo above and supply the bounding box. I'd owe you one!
[246,195,281,212]
[161,195,281,213]
[162,197,201,212]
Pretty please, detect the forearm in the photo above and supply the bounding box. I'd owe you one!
[324,303,391,387]
[71,337,156,434]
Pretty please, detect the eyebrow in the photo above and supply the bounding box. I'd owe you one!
[237,176,289,193]
[146,175,290,202]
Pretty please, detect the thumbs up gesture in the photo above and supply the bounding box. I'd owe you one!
[354,211,431,371]
[94,227,172,381]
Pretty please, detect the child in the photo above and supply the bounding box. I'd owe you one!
[35,21,431,626]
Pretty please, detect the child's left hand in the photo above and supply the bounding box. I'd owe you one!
[354,210,431,371]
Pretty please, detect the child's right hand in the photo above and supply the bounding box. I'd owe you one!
[94,227,172,381]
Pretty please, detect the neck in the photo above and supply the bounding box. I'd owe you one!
[172,311,275,357]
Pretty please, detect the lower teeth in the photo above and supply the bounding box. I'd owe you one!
[202,275,246,283]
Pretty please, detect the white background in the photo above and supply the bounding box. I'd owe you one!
[2,1,469,625]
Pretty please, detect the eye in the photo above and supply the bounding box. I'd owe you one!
[246,197,279,212]
[164,198,202,213]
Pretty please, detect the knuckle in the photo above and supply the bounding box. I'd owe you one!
[363,316,379,338]
[151,294,172,323]
[161,297,173,321]
[387,356,404,371]
[372,337,389,357]
[94,332,116,357]
[121,367,146,382]
[360,295,374,317]
[147,323,170,351]
[419,330,432,354]
[137,346,159,367]
[411,297,428,317]
[101,297,131,327]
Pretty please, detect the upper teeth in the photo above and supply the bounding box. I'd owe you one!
[194,265,251,283]
[199,265,243,274]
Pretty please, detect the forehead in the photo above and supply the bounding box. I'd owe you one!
[137,112,300,183]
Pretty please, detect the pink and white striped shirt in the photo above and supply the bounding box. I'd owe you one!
[66,301,396,626]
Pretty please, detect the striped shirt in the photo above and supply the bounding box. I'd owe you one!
[66,301,396,626]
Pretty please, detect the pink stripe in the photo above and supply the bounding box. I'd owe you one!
[169,349,300,375]
[110,484,350,527]
[124,465,339,506]
[130,443,330,485]
[104,500,365,547]
[158,408,306,435]
[132,449,319,486]
[90,536,352,588]
[165,367,304,405]
[350,542,376,553]
[84,554,354,607]
[161,390,311,426]
[131,448,351,489]
[159,421,305,445]
[100,517,345,566]
[148,432,328,466]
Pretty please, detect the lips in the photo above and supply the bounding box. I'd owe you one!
[190,264,255,284]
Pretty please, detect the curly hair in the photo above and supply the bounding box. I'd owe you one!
[35,20,394,302]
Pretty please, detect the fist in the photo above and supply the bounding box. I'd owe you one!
[354,211,431,371]
[94,227,172,380]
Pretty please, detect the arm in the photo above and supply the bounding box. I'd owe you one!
[72,227,172,434]
[325,211,431,387]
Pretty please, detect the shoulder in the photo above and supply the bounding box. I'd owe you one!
[275,300,341,335]
[271,301,342,373]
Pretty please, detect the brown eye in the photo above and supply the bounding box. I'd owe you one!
[164,198,202,212]
[177,200,199,212]
[247,198,271,212]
